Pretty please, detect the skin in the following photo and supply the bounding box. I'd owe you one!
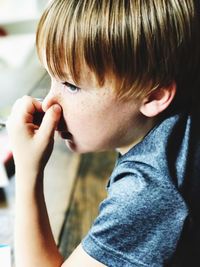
[42,70,154,155]
[7,66,171,267]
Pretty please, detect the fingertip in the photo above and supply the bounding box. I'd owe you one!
[42,101,48,112]
[52,104,62,114]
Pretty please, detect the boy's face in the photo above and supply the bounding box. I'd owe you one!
[42,69,148,154]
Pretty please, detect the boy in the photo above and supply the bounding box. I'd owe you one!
[6,0,200,266]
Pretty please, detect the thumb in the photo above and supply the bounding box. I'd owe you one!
[37,104,62,141]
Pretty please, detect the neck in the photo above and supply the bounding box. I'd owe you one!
[117,117,157,156]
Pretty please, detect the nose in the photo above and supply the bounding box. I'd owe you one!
[42,90,58,112]
[42,87,67,132]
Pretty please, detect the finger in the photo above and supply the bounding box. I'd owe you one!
[36,104,62,142]
[11,96,43,124]
[20,96,43,116]
[11,98,23,114]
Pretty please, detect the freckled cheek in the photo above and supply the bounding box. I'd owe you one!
[63,104,103,135]
[66,106,107,142]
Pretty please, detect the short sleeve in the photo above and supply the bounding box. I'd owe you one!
[82,171,188,267]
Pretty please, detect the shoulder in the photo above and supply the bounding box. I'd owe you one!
[82,163,188,266]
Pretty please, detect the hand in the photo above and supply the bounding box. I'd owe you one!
[7,95,62,178]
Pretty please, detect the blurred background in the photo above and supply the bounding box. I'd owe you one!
[0,1,51,265]
[0,0,49,187]
[0,0,50,191]
[0,0,48,110]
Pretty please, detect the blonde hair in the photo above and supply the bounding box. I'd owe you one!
[36,0,200,104]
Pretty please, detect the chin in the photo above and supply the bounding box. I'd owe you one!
[65,140,88,154]
[64,140,105,154]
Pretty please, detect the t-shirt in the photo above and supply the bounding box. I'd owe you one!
[82,107,200,267]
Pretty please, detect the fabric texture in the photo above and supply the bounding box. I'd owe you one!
[82,107,200,267]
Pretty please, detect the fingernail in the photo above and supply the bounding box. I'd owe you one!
[53,104,61,113]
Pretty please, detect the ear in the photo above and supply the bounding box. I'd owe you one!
[140,83,176,117]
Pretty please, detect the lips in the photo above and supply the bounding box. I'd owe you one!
[57,117,73,140]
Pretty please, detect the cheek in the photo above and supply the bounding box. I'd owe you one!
[60,92,139,152]
[62,101,95,131]
[65,105,124,148]
[63,102,111,145]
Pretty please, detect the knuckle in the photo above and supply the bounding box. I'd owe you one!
[22,95,33,104]
[22,95,30,100]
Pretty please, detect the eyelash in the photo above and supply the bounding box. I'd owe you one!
[62,82,79,93]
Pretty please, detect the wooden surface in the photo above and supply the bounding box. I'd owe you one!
[59,151,116,258]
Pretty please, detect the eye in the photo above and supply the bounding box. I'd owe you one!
[62,82,80,93]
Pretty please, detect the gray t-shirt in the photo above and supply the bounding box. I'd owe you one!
[82,108,200,266]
